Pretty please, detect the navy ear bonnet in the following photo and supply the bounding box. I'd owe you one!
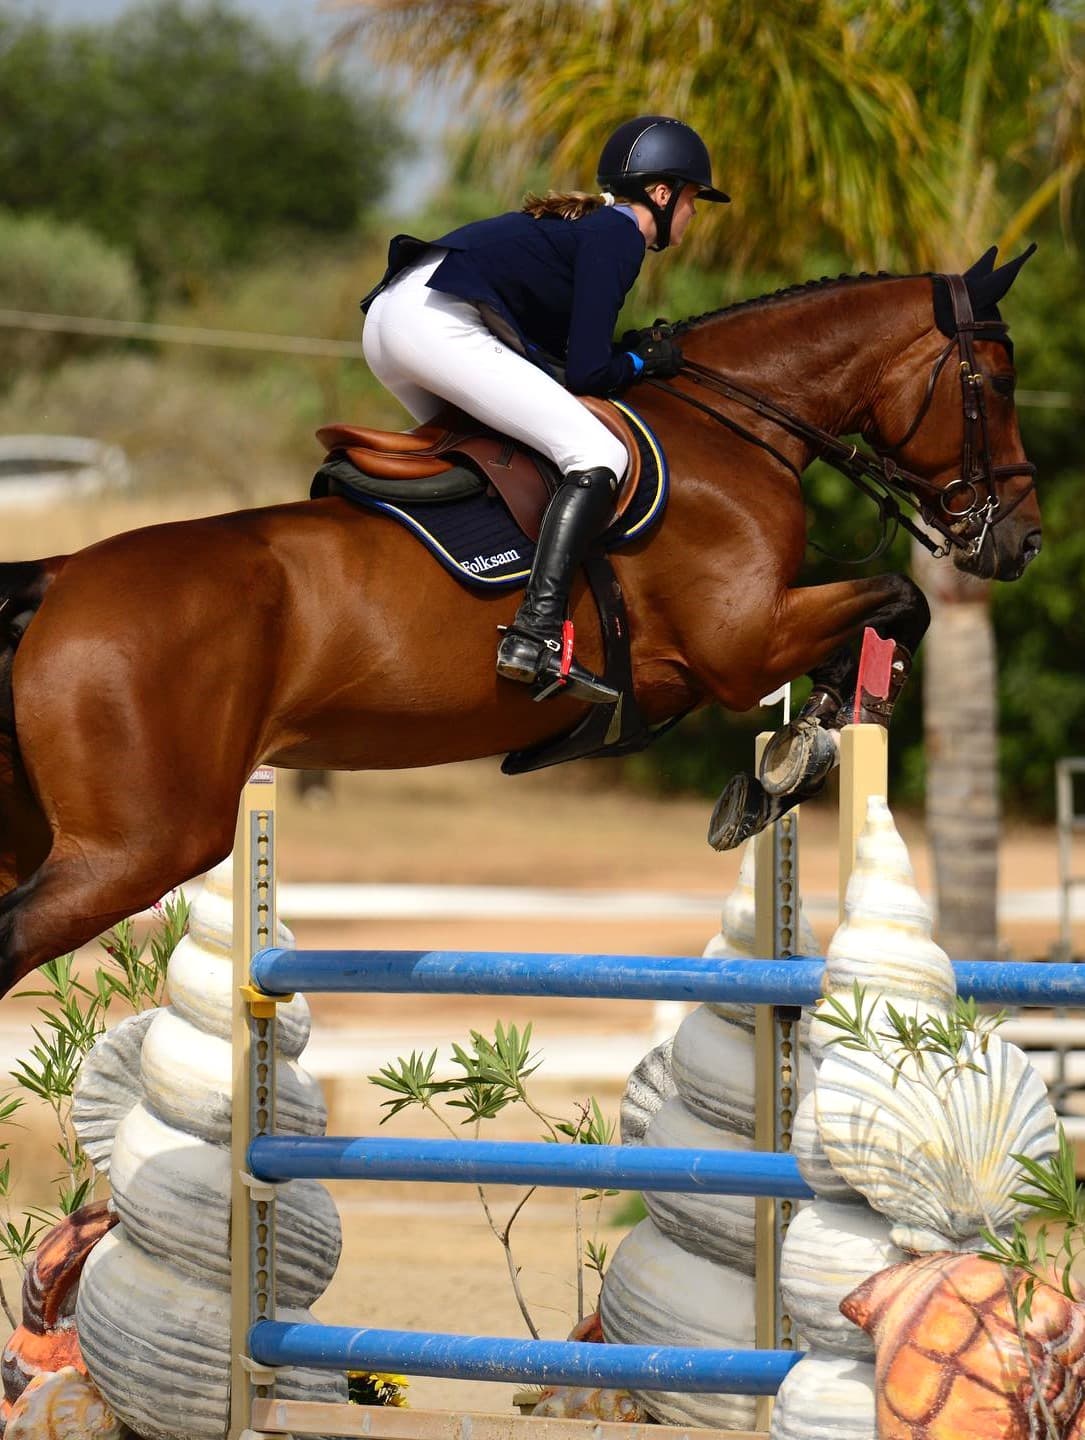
[933,243,1037,355]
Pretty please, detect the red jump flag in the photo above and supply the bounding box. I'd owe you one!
[854,627,895,715]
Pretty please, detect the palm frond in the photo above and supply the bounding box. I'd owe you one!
[325,0,1083,272]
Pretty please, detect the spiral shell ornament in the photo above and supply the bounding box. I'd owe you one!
[841,1253,1085,1439]
[70,858,347,1440]
[0,1204,117,1432]
[3,1367,123,1440]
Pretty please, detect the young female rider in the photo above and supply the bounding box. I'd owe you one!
[361,116,729,704]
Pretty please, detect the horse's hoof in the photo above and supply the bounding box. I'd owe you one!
[759,718,839,796]
[707,773,778,851]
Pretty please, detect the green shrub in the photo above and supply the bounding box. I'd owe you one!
[0,209,143,383]
[0,2,409,298]
[0,354,308,500]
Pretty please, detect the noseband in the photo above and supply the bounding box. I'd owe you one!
[653,273,1037,561]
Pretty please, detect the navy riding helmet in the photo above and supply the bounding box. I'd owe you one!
[597,116,729,249]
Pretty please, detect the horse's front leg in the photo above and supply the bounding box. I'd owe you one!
[757,571,930,796]
[755,573,927,800]
[706,572,929,851]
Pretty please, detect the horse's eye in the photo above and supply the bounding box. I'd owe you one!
[991,375,1016,397]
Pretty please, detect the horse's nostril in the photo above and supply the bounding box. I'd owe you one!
[1018,531,1042,573]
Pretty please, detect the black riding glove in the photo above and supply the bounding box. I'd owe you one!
[622,320,683,380]
[625,329,677,377]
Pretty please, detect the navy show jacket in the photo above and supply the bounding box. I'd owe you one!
[362,208,647,396]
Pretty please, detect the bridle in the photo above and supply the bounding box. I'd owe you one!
[650,273,1038,561]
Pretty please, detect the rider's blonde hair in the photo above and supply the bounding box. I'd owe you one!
[521,190,613,221]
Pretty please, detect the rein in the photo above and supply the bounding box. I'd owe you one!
[651,274,1038,562]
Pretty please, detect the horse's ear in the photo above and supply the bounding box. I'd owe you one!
[966,242,1038,312]
[964,246,998,280]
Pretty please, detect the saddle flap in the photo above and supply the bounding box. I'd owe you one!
[313,398,668,595]
[448,435,553,540]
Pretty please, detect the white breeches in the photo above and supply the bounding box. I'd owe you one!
[362,251,629,480]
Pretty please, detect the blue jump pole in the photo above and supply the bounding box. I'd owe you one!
[251,947,1085,1007]
[251,948,825,1002]
[247,1135,816,1198]
[248,1321,803,1393]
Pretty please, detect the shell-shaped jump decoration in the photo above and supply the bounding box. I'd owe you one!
[71,858,347,1440]
[808,800,957,1065]
[1,1203,117,1431]
[773,794,1063,1440]
[618,1038,676,1145]
[4,1367,124,1440]
[816,1033,1057,1252]
[842,1252,1085,1440]
[602,840,818,1430]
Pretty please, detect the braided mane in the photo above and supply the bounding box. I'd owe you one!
[674,270,903,333]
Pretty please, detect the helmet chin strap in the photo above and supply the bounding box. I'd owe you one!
[641,180,683,251]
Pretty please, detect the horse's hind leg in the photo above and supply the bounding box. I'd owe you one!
[0,798,238,998]
[0,705,243,997]
[0,859,140,998]
[0,761,50,899]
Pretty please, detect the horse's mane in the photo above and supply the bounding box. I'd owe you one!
[674,270,905,333]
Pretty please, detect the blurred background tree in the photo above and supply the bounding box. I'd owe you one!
[327,0,1084,957]
[0,0,407,298]
[0,212,142,382]
[0,0,409,492]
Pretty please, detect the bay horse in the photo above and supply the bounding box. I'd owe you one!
[0,248,1040,998]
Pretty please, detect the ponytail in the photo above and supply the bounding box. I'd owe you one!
[521,189,615,221]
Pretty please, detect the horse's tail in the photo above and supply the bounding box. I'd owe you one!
[0,559,67,873]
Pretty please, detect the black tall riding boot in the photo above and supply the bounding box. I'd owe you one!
[496,467,620,704]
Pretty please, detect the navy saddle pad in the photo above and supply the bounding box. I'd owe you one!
[312,400,668,590]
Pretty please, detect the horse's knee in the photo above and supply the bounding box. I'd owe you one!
[879,573,931,653]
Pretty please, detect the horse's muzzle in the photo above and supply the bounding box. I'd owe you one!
[954,523,1042,581]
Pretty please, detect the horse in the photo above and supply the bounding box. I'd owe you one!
[0,247,1040,998]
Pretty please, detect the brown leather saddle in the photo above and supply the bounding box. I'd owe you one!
[315,398,642,541]
[313,399,685,776]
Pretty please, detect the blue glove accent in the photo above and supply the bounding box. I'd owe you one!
[627,351,645,375]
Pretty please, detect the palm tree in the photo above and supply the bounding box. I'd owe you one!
[861,0,1082,958]
[323,0,947,271]
[326,0,1082,957]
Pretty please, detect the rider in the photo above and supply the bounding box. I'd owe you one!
[361,116,729,703]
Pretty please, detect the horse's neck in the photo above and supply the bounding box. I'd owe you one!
[683,278,934,438]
